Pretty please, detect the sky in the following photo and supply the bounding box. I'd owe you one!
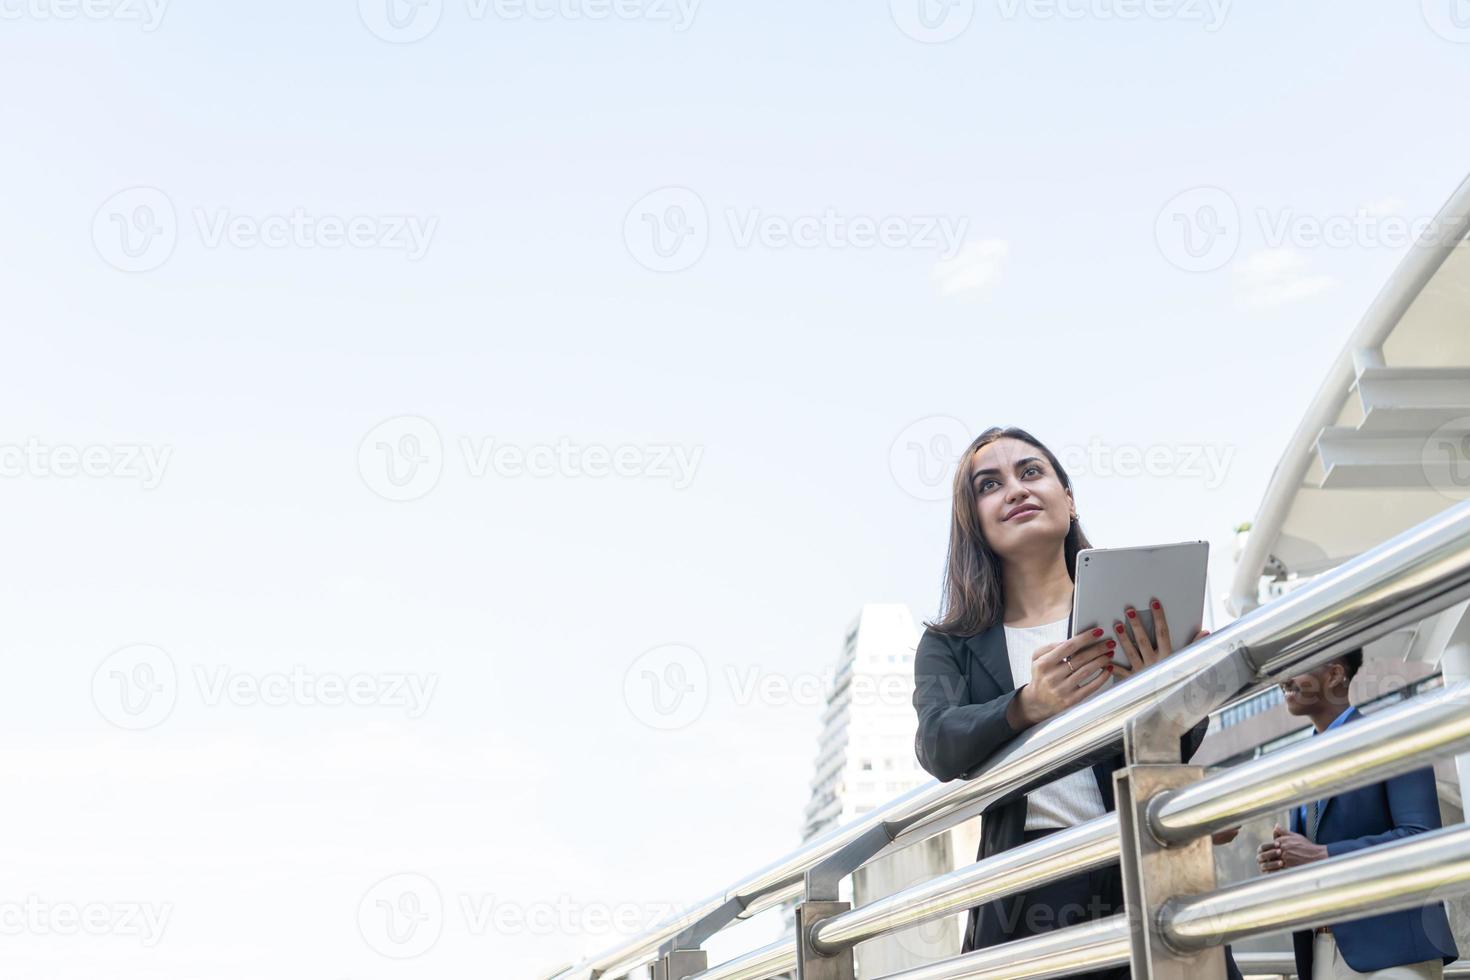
[2,0,1470,977]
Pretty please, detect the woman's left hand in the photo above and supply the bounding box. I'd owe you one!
[1110,599,1209,679]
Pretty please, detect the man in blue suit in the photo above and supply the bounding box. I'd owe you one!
[1256,648,1458,980]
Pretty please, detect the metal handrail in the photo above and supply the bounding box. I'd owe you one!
[1150,676,1470,843]
[547,500,1470,980]
[800,674,1470,961]
[808,816,1119,957]
[866,821,1470,980]
[1231,953,1470,978]
[1163,821,1470,950]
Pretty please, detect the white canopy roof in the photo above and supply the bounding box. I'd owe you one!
[1229,175,1470,618]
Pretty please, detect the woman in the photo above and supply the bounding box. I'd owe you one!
[911,426,1238,978]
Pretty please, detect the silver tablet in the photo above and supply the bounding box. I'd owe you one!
[1071,540,1209,667]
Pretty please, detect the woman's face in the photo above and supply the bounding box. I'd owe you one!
[969,437,1075,559]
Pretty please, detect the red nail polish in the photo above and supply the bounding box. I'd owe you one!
[1127,609,1137,619]
[1092,628,1104,637]
[1105,664,1115,671]
[1114,624,1124,634]
[1151,600,1161,609]
[1106,640,1116,648]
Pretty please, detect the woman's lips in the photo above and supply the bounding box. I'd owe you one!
[1005,506,1042,522]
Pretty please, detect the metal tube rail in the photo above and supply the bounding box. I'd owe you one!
[810,816,1120,956]
[876,915,1132,980]
[1149,676,1470,844]
[866,822,1470,980]
[815,673,1470,961]
[548,501,1470,980]
[1163,821,1470,951]
[688,938,797,980]
[1230,953,1470,978]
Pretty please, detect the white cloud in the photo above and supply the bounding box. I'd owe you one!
[1233,248,1337,310]
[931,239,1009,297]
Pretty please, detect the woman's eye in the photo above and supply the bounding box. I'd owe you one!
[979,479,997,493]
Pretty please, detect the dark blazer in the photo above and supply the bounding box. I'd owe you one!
[1289,709,1458,978]
[912,620,1210,953]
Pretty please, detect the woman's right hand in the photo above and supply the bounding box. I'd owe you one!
[1008,627,1117,729]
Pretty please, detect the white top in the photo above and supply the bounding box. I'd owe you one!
[1003,617,1110,831]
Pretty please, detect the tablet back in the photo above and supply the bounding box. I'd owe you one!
[1071,540,1209,661]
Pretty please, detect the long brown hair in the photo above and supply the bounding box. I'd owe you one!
[925,426,1092,637]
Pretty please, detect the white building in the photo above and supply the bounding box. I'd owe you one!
[802,603,927,842]
[796,604,978,978]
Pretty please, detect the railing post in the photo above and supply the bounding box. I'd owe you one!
[648,895,745,980]
[1115,642,1256,980]
[651,948,707,980]
[793,826,887,979]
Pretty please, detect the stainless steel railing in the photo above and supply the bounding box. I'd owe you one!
[546,499,1470,980]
